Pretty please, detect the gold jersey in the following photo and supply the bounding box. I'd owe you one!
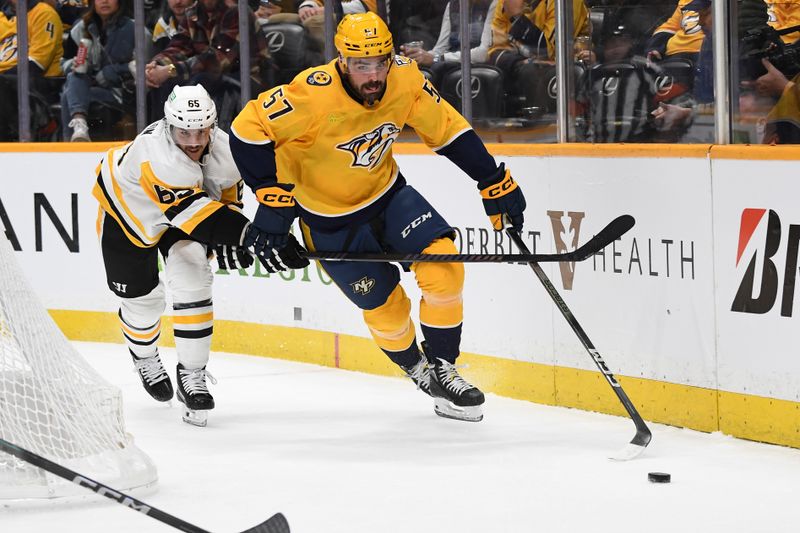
[489,0,589,61]
[0,2,63,76]
[231,57,471,223]
[652,0,705,57]
[766,0,800,44]
[93,120,243,248]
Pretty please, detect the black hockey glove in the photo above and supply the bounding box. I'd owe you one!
[214,243,255,271]
[244,182,298,262]
[478,163,526,231]
[254,233,311,273]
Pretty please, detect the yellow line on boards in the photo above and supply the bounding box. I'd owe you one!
[0,142,125,152]
[710,144,800,160]
[1,142,796,161]
[48,309,799,449]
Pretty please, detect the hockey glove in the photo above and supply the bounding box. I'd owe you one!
[214,243,255,271]
[244,183,298,261]
[478,164,526,231]
[254,233,311,273]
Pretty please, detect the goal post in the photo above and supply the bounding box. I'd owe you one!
[0,235,157,499]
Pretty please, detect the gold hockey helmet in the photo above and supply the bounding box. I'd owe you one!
[334,12,393,59]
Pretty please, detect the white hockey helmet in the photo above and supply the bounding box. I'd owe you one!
[164,84,217,130]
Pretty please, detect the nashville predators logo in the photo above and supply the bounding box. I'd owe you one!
[307,70,332,86]
[350,276,375,295]
[0,35,18,63]
[680,10,702,35]
[336,123,401,169]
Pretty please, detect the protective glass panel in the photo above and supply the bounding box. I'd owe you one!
[568,0,715,143]
[732,0,800,144]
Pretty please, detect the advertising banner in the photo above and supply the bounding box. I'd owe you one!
[2,150,718,388]
[712,158,800,401]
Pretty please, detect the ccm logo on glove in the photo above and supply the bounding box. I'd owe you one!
[480,172,518,199]
[256,186,296,207]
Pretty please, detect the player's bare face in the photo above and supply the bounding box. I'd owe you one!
[347,56,390,105]
[172,127,211,162]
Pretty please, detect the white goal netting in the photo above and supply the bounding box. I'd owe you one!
[0,235,157,499]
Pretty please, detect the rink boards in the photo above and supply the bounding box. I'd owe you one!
[1,142,798,449]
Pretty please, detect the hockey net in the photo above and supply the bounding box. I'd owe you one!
[0,235,157,499]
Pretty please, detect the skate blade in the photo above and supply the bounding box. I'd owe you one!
[433,397,483,422]
[181,407,208,427]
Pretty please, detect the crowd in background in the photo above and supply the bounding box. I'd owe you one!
[0,0,797,144]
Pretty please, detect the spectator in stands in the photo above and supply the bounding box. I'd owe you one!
[399,0,496,82]
[733,0,800,143]
[297,0,374,19]
[0,0,64,77]
[727,0,794,143]
[740,0,800,100]
[142,0,159,27]
[256,0,289,26]
[388,0,448,53]
[254,0,300,28]
[644,0,704,64]
[296,0,376,53]
[60,0,135,141]
[487,0,590,118]
[55,0,88,29]
[761,68,800,143]
[650,0,712,139]
[145,0,272,123]
[0,0,64,141]
[743,56,797,99]
[766,0,800,45]
[151,0,190,54]
[488,0,591,67]
[583,0,674,60]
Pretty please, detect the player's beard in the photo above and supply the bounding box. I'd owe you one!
[358,80,386,105]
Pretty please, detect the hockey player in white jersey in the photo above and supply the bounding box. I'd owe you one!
[92,84,295,426]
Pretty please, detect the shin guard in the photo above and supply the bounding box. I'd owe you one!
[363,284,420,368]
[413,238,464,362]
[165,240,214,369]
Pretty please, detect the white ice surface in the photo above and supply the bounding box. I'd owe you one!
[2,341,799,533]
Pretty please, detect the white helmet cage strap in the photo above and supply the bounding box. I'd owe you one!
[164,84,217,130]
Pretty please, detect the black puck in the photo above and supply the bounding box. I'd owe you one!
[648,472,671,483]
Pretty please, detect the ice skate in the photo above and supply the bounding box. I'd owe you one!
[429,357,485,422]
[400,351,432,397]
[131,351,173,402]
[176,363,217,427]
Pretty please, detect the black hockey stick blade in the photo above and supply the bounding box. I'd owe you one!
[609,424,652,461]
[240,513,290,533]
[0,437,291,533]
[504,225,651,461]
[302,215,635,264]
[565,214,635,261]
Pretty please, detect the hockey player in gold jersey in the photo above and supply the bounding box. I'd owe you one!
[93,84,294,426]
[230,12,527,422]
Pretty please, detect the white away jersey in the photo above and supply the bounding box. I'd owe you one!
[93,120,243,247]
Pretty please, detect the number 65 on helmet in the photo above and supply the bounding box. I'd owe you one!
[164,85,217,130]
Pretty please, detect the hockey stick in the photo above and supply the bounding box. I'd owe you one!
[303,215,635,263]
[0,438,290,533]
[505,221,652,461]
